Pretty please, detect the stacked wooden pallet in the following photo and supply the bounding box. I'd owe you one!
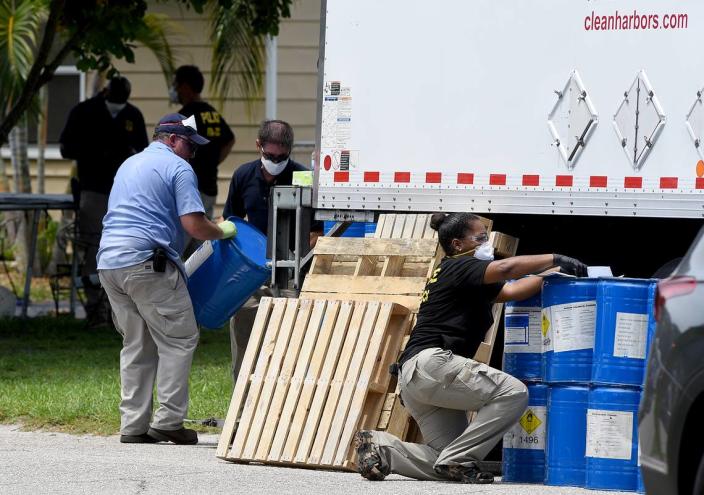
[217,235,437,470]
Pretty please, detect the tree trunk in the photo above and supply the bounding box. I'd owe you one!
[9,115,40,282]
[37,85,49,195]
[0,154,8,192]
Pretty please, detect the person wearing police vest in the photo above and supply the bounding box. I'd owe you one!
[170,65,235,258]
[354,212,587,484]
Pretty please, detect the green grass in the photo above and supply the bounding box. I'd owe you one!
[0,316,233,435]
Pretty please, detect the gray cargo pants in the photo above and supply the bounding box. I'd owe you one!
[370,347,528,481]
[99,261,199,435]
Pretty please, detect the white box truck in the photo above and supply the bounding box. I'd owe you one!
[312,0,703,276]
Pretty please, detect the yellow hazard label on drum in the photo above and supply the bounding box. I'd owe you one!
[520,408,542,434]
[541,313,550,337]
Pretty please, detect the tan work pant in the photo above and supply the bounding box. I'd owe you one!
[371,347,528,480]
[99,261,199,435]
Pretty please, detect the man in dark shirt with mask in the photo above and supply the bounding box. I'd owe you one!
[60,76,148,327]
[222,119,318,384]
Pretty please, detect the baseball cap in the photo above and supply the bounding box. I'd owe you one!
[155,113,210,145]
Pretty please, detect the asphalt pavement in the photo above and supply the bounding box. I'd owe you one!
[0,424,634,495]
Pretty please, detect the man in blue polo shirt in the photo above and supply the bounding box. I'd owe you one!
[98,113,236,445]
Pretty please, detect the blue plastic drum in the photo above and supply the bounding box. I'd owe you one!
[186,217,270,329]
[542,277,598,383]
[585,386,641,492]
[546,385,588,487]
[502,383,548,483]
[504,291,543,381]
[323,221,367,237]
[592,279,657,387]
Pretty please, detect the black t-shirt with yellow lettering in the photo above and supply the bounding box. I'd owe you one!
[179,101,235,196]
[399,255,505,366]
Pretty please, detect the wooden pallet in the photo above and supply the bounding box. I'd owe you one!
[216,297,412,470]
[374,213,493,240]
[300,236,440,313]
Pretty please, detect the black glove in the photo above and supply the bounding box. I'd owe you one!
[553,254,588,277]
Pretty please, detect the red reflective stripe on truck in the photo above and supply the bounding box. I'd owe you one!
[425,172,442,183]
[697,178,704,189]
[555,175,573,187]
[364,171,380,182]
[590,176,608,187]
[394,172,411,183]
[660,177,678,189]
[489,174,506,186]
[334,171,349,182]
[522,175,540,186]
[624,177,643,188]
[457,173,474,184]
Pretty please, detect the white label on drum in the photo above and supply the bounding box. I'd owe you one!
[185,240,214,277]
[585,409,634,461]
[549,300,596,353]
[613,312,649,359]
[503,405,546,450]
[505,307,542,353]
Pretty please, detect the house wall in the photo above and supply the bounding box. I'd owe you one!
[2,0,321,216]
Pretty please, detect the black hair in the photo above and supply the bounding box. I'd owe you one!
[174,65,204,94]
[106,76,131,103]
[258,119,294,150]
[430,212,482,255]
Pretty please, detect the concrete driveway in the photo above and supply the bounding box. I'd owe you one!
[0,424,633,495]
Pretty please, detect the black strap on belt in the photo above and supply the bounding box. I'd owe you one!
[389,362,401,376]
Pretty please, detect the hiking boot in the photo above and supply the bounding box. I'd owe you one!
[435,463,494,484]
[354,431,389,481]
[147,427,198,445]
[120,433,160,444]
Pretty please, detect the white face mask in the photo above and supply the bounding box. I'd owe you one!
[105,101,126,118]
[261,156,289,176]
[474,241,495,261]
[168,87,179,104]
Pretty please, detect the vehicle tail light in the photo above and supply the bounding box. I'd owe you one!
[655,276,696,321]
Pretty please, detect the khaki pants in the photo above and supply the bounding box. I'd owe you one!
[370,347,528,480]
[99,261,199,435]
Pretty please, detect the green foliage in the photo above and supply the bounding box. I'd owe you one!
[210,1,266,113]
[0,316,233,434]
[61,1,149,76]
[36,214,57,272]
[0,0,47,119]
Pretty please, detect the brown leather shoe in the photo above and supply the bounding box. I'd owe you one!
[147,427,198,445]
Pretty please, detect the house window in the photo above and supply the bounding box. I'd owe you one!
[28,66,86,145]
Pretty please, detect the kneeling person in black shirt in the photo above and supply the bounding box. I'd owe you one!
[355,212,587,484]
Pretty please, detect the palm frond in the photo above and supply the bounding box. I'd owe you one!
[134,13,182,86]
[209,2,266,117]
[0,0,47,118]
